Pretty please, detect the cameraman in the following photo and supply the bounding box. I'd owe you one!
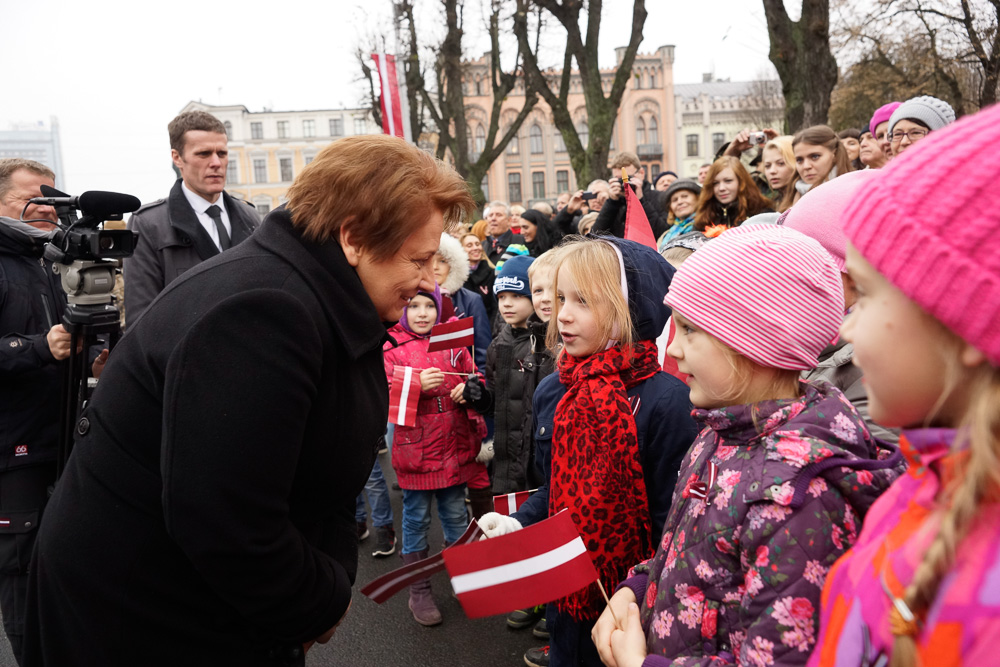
[592,152,669,240]
[0,158,67,664]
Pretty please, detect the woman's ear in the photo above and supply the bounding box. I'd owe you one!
[338,222,361,267]
[960,341,988,369]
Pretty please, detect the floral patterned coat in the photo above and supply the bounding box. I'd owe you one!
[621,381,903,667]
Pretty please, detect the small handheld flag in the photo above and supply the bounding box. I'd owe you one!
[443,510,598,619]
[493,489,538,516]
[622,168,657,250]
[388,366,420,426]
[426,317,475,352]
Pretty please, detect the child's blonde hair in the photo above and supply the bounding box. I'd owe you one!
[527,245,566,280]
[890,327,1000,667]
[697,327,802,406]
[546,239,634,355]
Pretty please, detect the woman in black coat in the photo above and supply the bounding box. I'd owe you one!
[23,136,474,667]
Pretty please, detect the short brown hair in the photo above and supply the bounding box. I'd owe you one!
[286,135,474,262]
[168,111,227,153]
[0,158,55,200]
[609,151,641,171]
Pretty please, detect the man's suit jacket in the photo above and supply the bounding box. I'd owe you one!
[124,179,259,327]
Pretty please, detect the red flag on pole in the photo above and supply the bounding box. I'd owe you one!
[442,510,599,619]
[388,365,420,426]
[493,489,537,516]
[426,317,475,352]
[371,53,413,142]
[622,168,657,250]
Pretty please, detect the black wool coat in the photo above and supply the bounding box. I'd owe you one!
[24,208,389,666]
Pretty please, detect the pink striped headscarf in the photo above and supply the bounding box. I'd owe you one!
[663,226,844,370]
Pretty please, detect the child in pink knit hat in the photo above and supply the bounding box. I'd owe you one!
[594,225,901,667]
[810,103,1000,666]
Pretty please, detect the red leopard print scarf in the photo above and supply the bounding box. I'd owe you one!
[550,340,661,620]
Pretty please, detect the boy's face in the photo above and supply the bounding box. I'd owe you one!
[498,292,534,328]
[530,268,555,322]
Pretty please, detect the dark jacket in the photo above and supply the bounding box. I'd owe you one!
[551,206,582,237]
[464,260,497,322]
[450,287,491,375]
[24,208,388,666]
[0,222,66,471]
[123,179,259,327]
[481,229,525,265]
[591,188,670,241]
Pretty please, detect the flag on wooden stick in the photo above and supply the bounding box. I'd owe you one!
[493,489,537,516]
[622,168,657,250]
[388,365,420,426]
[443,510,598,619]
[371,53,412,142]
[426,317,475,352]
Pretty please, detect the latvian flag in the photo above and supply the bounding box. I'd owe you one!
[493,489,537,515]
[388,365,420,426]
[426,317,475,353]
[442,510,598,619]
[371,53,412,142]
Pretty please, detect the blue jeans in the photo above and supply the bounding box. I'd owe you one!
[401,484,468,554]
[355,459,393,528]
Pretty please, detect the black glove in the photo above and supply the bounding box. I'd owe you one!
[463,373,492,413]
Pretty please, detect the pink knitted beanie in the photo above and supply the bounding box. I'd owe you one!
[664,226,844,370]
[782,170,881,272]
[842,103,1000,366]
[869,102,901,134]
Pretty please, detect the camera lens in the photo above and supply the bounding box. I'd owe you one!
[99,236,115,251]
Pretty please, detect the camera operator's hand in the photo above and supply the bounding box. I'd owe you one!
[725,128,754,156]
[608,179,624,202]
[46,324,76,361]
[566,190,585,214]
[419,367,444,391]
[92,349,109,379]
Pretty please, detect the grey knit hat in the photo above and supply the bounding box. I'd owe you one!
[888,95,956,134]
[663,178,701,203]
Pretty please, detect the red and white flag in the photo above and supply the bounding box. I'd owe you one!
[426,317,475,352]
[388,365,420,426]
[443,510,598,619]
[493,489,538,516]
[622,168,657,250]
[361,520,483,603]
[371,53,412,142]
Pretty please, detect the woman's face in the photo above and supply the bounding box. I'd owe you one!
[713,168,739,205]
[890,119,930,157]
[874,121,893,160]
[859,132,887,169]
[345,210,441,322]
[432,253,451,286]
[462,235,483,263]
[520,219,537,242]
[841,137,860,161]
[406,294,438,335]
[762,147,795,190]
[794,142,836,185]
[670,190,697,219]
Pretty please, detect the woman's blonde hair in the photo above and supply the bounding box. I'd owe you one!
[890,329,1000,667]
[762,136,798,213]
[546,238,634,356]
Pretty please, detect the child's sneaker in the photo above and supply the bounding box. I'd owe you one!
[523,645,549,667]
[357,522,369,541]
[507,604,545,629]
[372,525,396,557]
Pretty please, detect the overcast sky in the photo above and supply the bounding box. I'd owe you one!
[2,0,779,203]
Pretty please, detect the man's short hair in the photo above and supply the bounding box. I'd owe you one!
[286,135,474,262]
[609,152,641,171]
[586,179,610,193]
[0,158,55,200]
[487,200,509,216]
[168,111,227,154]
[531,201,553,217]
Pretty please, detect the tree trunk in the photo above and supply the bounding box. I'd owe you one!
[762,0,839,131]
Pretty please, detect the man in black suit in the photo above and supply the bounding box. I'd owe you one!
[124,110,259,327]
[480,200,524,265]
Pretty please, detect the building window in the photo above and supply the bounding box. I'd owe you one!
[650,72,657,88]
[279,157,293,182]
[277,121,289,139]
[652,163,661,176]
[223,121,233,140]
[475,78,482,96]
[304,154,315,165]
[475,125,486,154]
[253,158,268,183]
[554,131,566,153]
[636,117,646,145]
[577,121,589,149]
[686,134,699,157]
[649,116,659,145]
[226,159,238,184]
[330,118,343,136]
[713,132,726,154]
[529,125,543,154]
[303,119,315,137]
[505,127,519,155]
[532,171,545,199]
[481,174,489,201]
[556,170,569,193]
[507,172,522,203]
[354,118,366,135]
[254,197,271,215]
[251,122,263,140]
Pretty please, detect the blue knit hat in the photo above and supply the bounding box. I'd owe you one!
[494,255,534,298]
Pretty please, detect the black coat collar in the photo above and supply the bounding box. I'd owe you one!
[253,207,388,359]
[167,180,255,259]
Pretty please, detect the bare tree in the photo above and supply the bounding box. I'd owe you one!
[512,0,647,186]
[762,0,840,131]
[737,73,786,131]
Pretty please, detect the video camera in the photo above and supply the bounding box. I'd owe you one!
[33,185,139,264]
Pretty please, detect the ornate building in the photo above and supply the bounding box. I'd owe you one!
[180,101,375,214]
[0,118,66,190]
[462,45,678,205]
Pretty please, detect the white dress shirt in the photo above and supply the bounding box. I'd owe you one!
[181,181,231,251]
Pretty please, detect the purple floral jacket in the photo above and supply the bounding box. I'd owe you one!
[621,381,903,667]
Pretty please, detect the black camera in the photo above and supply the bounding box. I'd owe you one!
[32,186,139,264]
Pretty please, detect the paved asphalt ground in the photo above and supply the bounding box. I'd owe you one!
[0,452,544,667]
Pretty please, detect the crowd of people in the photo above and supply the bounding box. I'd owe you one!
[0,90,996,667]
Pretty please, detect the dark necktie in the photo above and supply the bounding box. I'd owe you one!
[206,204,230,250]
